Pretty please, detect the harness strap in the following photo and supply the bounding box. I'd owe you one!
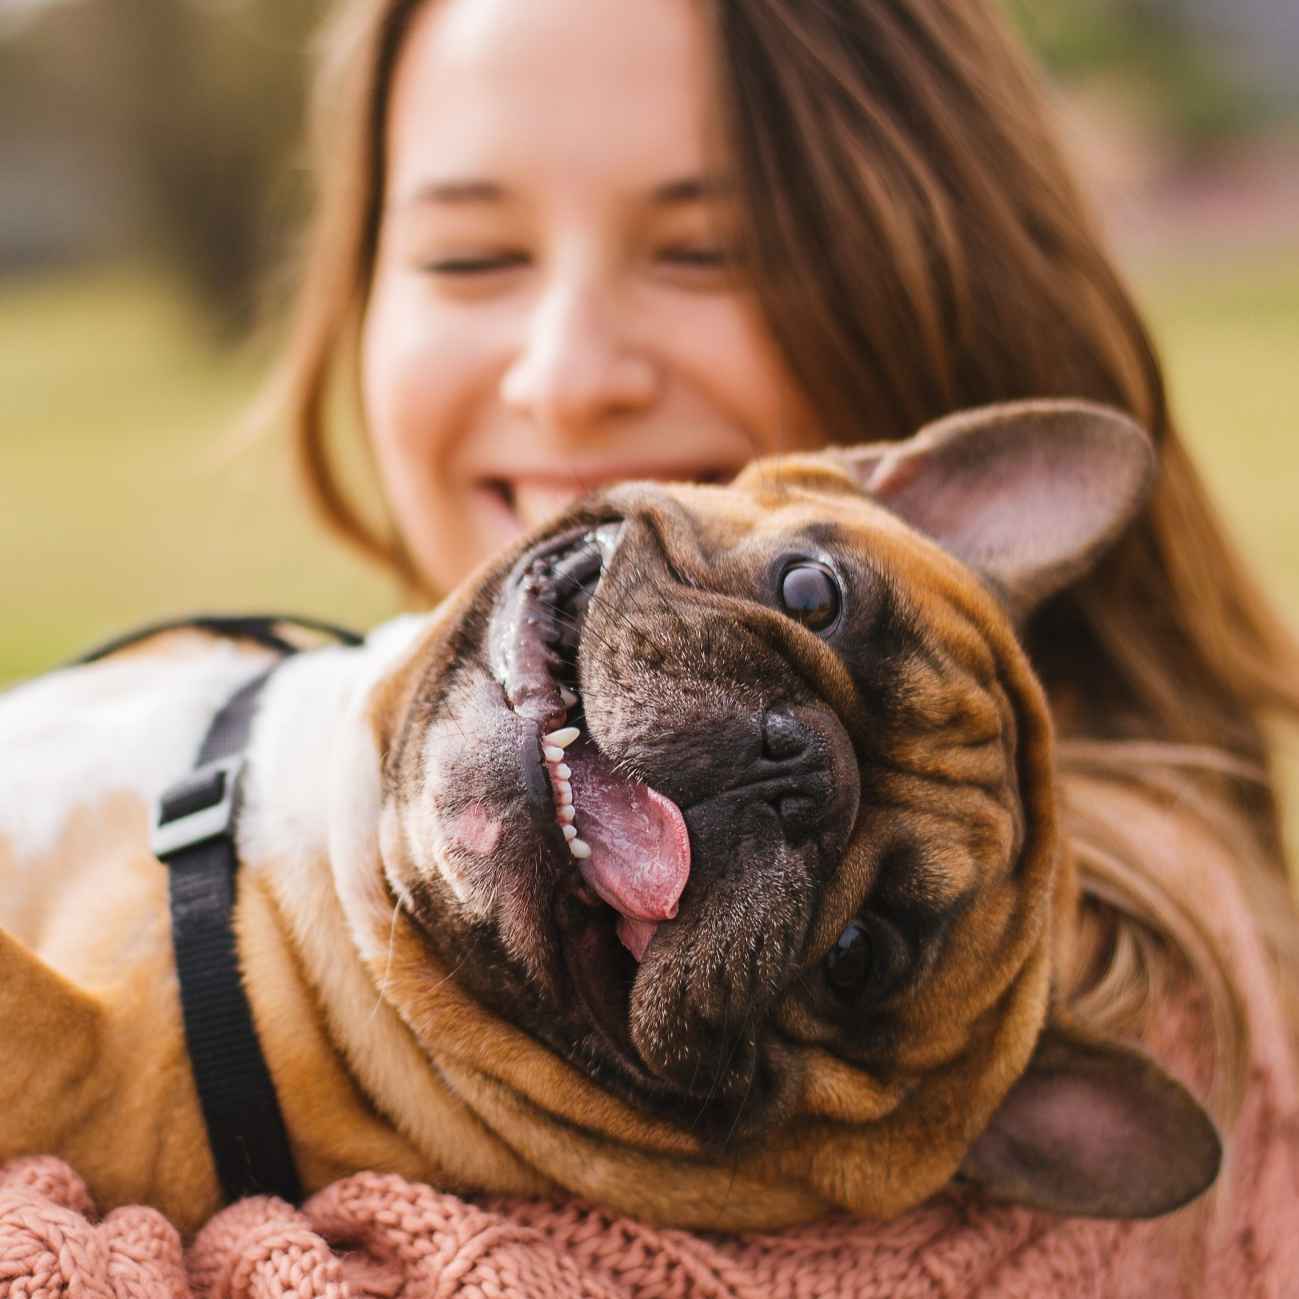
[72,613,363,666]
[154,669,302,1204]
[146,615,362,1205]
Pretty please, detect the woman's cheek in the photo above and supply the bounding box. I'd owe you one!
[365,282,470,469]
[361,280,518,589]
[656,290,821,456]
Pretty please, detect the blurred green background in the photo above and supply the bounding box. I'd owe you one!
[2,1,1297,861]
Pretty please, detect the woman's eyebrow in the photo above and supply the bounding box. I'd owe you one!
[651,175,735,205]
[400,178,511,208]
[396,174,734,211]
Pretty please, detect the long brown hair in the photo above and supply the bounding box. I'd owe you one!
[267,0,1299,1100]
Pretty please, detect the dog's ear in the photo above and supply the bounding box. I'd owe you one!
[831,400,1156,622]
[957,1021,1221,1219]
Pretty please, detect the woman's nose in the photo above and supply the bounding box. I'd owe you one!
[500,282,658,437]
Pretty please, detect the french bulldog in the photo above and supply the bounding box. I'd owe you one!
[0,399,1219,1233]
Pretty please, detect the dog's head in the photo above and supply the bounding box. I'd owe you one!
[364,400,1219,1226]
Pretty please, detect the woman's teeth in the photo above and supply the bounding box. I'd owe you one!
[543,723,589,857]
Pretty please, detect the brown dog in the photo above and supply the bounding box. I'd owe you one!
[0,400,1219,1233]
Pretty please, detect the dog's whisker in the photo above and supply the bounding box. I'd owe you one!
[368,892,406,1026]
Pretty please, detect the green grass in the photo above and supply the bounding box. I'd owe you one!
[1132,255,1299,617]
[2,255,1297,864]
[0,266,399,683]
[1130,253,1299,874]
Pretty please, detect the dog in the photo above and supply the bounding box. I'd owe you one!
[0,399,1220,1233]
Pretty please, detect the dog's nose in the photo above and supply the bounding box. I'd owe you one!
[756,708,842,845]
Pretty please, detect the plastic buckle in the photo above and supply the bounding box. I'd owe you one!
[152,756,246,860]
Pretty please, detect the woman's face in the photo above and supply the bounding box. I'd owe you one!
[362,0,825,592]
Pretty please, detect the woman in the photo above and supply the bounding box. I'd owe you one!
[265,0,1299,1287]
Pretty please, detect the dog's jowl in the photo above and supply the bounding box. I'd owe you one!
[0,399,1220,1231]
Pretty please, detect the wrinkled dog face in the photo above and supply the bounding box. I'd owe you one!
[375,401,1220,1221]
[382,486,1012,1132]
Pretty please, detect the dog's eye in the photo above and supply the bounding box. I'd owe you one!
[823,915,911,1008]
[824,921,873,1002]
[779,562,840,632]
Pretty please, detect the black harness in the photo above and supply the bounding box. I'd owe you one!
[77,614,364,1205]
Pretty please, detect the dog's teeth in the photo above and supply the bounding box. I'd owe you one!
[543,745,565,762]
[569,838,591,859]
[556,781,573,804]
[554,762,571,780]
[559,686,578,707]
[557,805,575,823]
[544,726,580,748]
[561,824,577,841]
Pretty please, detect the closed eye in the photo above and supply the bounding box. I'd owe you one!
[423,252,529,275]
[658,245,729,265]
[422,248,733,275]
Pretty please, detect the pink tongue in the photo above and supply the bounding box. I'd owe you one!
[565,747,691,962]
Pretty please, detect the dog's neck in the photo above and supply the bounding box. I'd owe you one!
[237,615,431,870]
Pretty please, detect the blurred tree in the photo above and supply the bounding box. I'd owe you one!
[109,0,318,336]
[1007,0,1283,158]
[0,0,317,337]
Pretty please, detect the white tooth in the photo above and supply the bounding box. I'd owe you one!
[561,824,577,841]
[556,782,573,804]
[559,686,578,707]
[543,745,565,762]
[569,838,591,859]
[544,726,580,748]
[555,763,571,780]
[557,805,575,823]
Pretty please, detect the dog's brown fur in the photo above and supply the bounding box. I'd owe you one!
[0,401,1219,1232]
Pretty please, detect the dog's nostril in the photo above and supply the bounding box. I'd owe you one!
[762,710,814,762]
